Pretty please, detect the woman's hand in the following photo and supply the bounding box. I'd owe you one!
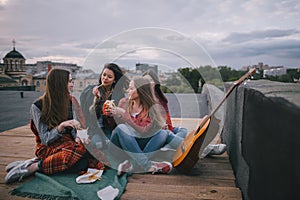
[75,137,81,144]
[92,85,101,98]
[103,106,113,116]
[109,106,125,118]
[83,137,91,145]
[75,137,90,145]
[57,119,81,132]
[162,124,168,130]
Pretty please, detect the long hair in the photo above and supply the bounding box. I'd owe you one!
[98,63,129,89]
[143,69,168,104]
[130,76,165,128]
[40,68,70,130]
[91,63,129,115]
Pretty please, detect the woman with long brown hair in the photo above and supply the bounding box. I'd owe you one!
[143,69,188,138]
[81,63,128,149]
[5,68,105,184]
[143,69,226,158]
[107,76,181,175]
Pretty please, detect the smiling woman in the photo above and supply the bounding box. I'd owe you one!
[80,63,129,150]
[5,68,106,184]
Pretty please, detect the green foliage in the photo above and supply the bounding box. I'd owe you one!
[278,74,293,82]
[264,69,299,83]
[162,65,298,93]
[177,68,201,93]
[217,66,262,81]
[218,66,234,81]
[165,73,181,86]
[163,72,195,93]
[266,74,293,82]
[287,69,300,80]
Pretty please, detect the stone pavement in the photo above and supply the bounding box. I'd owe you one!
[0,91,43,132]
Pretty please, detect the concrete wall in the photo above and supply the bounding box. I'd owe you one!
[222,80,300,200]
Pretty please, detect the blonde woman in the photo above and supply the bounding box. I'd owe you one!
[107,77,182,175]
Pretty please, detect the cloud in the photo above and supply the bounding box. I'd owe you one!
[0,0,300,69]
[223,29,300,43]
[0,0,8,9]
[81,28,215,71]
[228,39,300,57]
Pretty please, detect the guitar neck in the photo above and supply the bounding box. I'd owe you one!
[211,68,256,116]
[195,68,256,132]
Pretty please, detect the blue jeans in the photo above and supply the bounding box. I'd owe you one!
[109,124,169,171]
[164,127,187,149]
[173,127,188,138]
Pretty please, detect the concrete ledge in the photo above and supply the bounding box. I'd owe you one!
[222,80,300,200]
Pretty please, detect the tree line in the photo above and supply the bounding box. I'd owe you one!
[161,65,300,93]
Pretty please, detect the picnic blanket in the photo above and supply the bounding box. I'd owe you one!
[10,168,129,200]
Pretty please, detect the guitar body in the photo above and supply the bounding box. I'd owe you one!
[172,115,210,173]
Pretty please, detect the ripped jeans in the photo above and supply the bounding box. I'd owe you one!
[108,124,169,171]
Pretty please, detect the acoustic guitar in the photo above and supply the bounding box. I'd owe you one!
[172,68,256,173]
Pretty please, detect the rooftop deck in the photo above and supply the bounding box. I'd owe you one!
[0,118,242,200]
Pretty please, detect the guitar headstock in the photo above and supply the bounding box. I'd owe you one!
[235,68,256,85]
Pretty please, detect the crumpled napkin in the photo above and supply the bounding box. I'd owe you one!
[97,185,119,200]
[76,168,103,184]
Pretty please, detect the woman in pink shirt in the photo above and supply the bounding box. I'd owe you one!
[143,69,188,140]
[107,76,181,175]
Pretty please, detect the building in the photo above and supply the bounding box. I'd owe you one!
[263,67,287,78]
[73,70,99,92]
[1,41,172,92]
[32,71,47,92]
[0,40,33,88]
[241,62,270,71]
[0,74,18,87]
[0,40,89,92]
[27,61,82,74]
[136,63,158,74]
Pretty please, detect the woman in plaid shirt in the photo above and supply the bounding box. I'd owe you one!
[5,68,105,184]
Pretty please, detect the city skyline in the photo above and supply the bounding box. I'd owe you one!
[0,0,300,72]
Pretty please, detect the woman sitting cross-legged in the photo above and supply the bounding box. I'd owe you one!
[106,76,182,175]
[143,69,188,147]
[5,68,106,184]
[143,69,226,157]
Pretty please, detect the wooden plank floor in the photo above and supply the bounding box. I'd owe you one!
[0,118,242,200]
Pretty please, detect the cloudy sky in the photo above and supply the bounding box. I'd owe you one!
[0,0,299,72]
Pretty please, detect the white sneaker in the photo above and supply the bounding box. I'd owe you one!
[5,167,30,184]
[201,144,227,158]
[151,161,173,174]
[5,157,39,184]
[5,160,25,172]
[117,160,133,176]
[5,157,39,172]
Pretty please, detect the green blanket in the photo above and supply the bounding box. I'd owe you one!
[10,168,129,200]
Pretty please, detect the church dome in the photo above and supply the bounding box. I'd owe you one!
[4,47,25,59]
